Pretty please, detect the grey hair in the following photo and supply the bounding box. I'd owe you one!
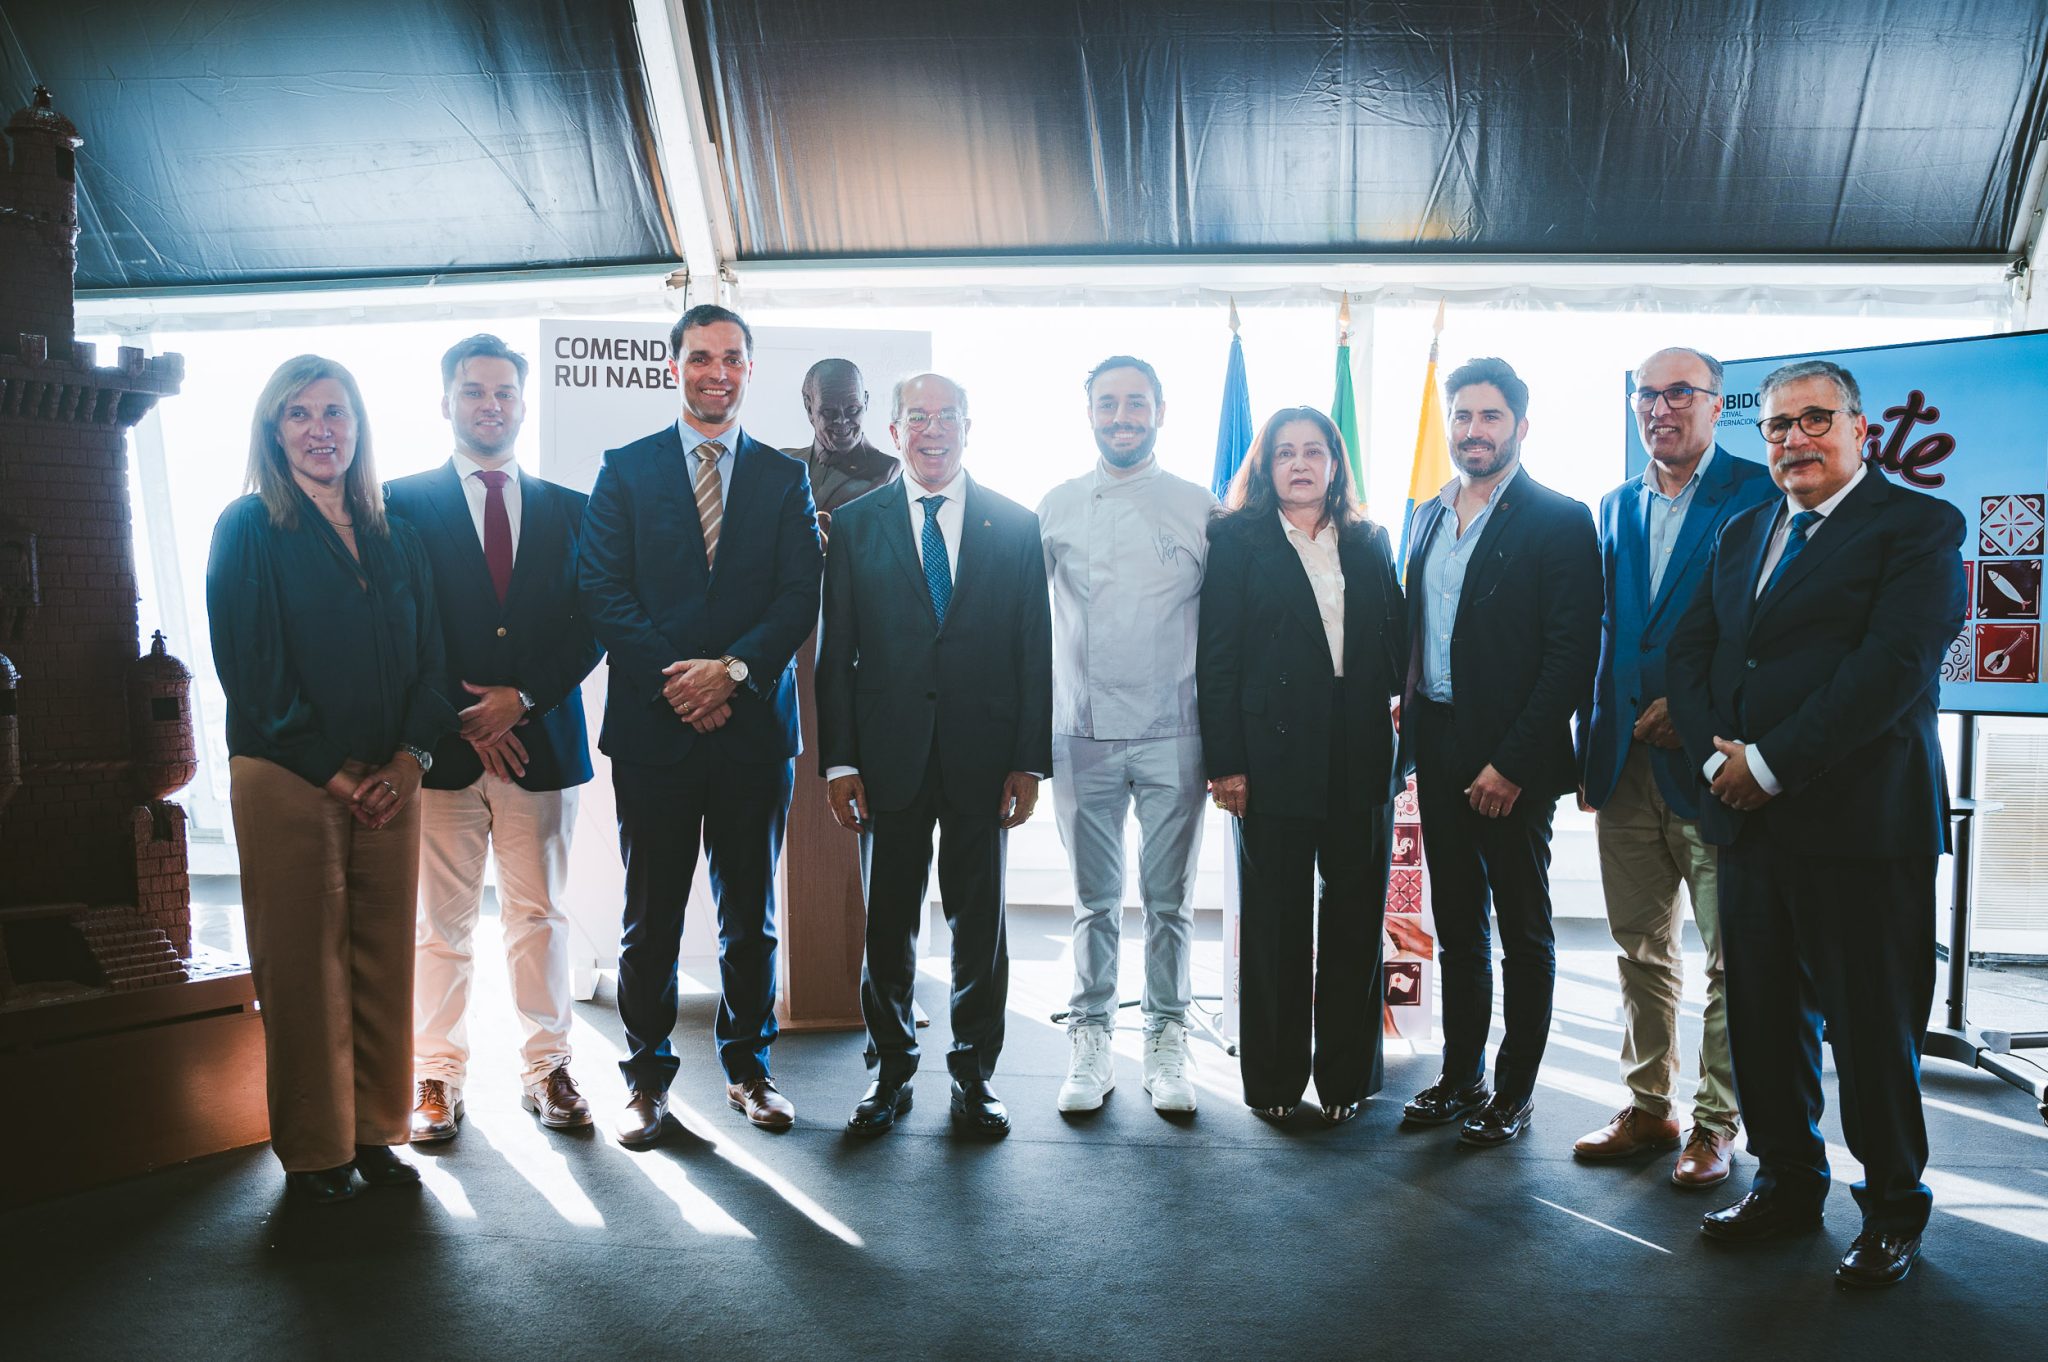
[891,372,971,422]
[1635,346,1724,389]
[1758,359,1862,415]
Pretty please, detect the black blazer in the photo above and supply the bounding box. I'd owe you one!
[1197,512,1406,819]
[1666,470,1965,855]
[1399,469,1602,799]
[579,426,823,766]
[815,473,1053,813]
[385,461,602,792]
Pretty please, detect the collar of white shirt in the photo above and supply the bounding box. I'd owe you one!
[456,451,519,484]
[1094,455,1160,487]
[1778,459,1867,528]
[906,467,968,507]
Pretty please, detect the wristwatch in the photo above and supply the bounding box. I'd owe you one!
[720,655,750,687]
[401,743,434,774]
[516,688,536,713]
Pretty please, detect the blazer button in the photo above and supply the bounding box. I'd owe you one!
[496,627,508,638]
[1640,640,1652,653]
[1745,658,1757,669]
[1275,723,1288,735]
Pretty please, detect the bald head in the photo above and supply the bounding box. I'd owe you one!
[802,358,870,457]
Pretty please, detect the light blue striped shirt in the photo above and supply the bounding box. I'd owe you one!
[1418,466,1519,703]
[675,419,739,511]
[1639,447,1713,599]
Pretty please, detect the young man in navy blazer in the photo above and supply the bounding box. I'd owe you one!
[1669,359,1965,1288]
[1572,347,1775,1188]
[1396,357,1602,1148]
[580,304,824,1145]
[386,334,603,1141]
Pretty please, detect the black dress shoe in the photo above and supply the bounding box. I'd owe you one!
[847,1078,914,1136]
[1836,1228,1921,1288]
[1320,1102,1361,1125]
[352,1144,421,1187]
[1402,1077,1490,1126]
[1458,1094,1534,1147]
[1699,1191,1826,1243]
[285,1166,357,1203]
[949,1078,1011,1136]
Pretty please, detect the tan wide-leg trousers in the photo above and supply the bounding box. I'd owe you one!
[231,756,419,1172]
[1593,745,1739,1136]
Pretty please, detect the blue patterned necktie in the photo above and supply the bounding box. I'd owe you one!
[918,494,952,626]
[1761,509,1822,598]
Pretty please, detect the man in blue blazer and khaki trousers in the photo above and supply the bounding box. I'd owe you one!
[1573,347,1775,1188]
[1669,358,1965,1288]
[580,305,824,1144]
[388,334,604,1142]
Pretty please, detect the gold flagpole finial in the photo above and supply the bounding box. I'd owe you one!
[1431,299,1446,336]
[1337,293,1352,342]
[1228,296,1241,335]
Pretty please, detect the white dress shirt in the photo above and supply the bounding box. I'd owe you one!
[1036,457,1215,739]
[1279,511,1345,677]
[456,451,522,556]
[1704,462,1868,796]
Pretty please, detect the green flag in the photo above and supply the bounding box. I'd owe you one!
[1332,333,1364,510]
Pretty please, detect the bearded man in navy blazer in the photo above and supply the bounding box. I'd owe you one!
[816,372,1053,1138]
[1572,347,1776,1188]
[1396,357,1601,1149]
[1668,358,1965,1289]
[580,304,824,1144]
[387,334,604,1143]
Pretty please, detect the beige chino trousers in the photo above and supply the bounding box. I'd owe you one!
[1594,745,1739,1135]
[413,774,579,1089]
[231,756,419,1172]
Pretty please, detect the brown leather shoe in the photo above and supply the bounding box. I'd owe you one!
[727,1076,796,1131]
[617,1088,669,1148]
[410,1079,463,1143]
[1572,1105,1680,1160]
[1672,1125,1736,1189]
[522,1065,594,1130]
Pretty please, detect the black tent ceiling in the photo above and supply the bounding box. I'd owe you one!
[5,1,2047,292]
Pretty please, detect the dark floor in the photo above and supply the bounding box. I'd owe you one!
[5,912,2045,1360]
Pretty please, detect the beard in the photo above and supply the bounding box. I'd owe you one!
[1095,425,1157,468]
[1457,435,1518,480]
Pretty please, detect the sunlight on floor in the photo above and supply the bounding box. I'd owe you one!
[467,1108,606,1230]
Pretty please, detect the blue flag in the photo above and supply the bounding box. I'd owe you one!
[1211,330,1252,500]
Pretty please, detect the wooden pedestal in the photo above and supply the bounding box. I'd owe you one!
[776,635,867,1031]
[0,969,269,1207]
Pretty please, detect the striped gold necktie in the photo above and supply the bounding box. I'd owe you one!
[694,440,725,566]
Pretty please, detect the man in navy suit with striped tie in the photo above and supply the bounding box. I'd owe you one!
[580,305,824,1145]
[1668,358,1965,1288]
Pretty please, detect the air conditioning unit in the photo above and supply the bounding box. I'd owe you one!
[1969,716,2048,957]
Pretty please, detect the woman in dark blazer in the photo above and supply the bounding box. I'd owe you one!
[1197,406,1406,1123]
[206,355,456,1202]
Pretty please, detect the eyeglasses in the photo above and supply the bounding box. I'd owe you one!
[1758,407,1855,443]
[1629,383,1718,412]
[901,409,963,431]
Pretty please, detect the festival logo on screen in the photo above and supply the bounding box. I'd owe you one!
[1862,390,1954,488]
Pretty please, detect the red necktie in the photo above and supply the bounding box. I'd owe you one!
[477,469,513,604]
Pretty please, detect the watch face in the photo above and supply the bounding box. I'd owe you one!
[728,659,749,682]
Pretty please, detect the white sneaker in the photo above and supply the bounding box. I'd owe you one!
[1056,1024,1116,1111]
[1144,1021,1198,1113]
